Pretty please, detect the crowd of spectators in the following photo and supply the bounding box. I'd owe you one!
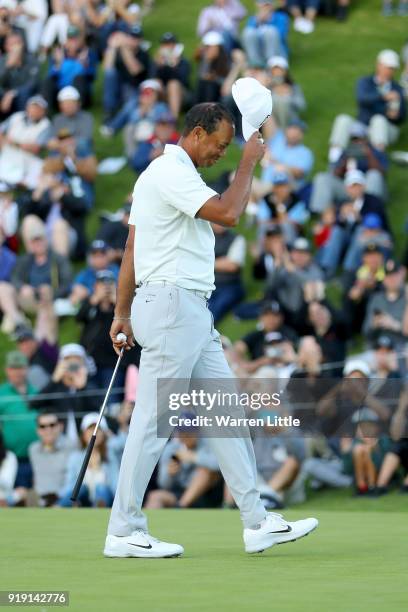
[0,1,408,510]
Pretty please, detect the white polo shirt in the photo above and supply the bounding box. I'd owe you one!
[128,144,219,292]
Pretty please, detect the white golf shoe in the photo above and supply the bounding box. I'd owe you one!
[104,530,184,558]
[244,513,318,554]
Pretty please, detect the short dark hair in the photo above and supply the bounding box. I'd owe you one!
[183,103,234,136]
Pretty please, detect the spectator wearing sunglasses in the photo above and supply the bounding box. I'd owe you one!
[28,412,74,507]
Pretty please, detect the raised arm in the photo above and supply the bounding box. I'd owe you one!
[197,132,265,226]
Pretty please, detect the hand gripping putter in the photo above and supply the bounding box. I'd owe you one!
[71,333,127,501]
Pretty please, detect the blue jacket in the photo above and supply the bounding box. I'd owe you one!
[356,75,406,125]
[0,245,16,282]
[49,49,98,90]
[246,10,289,55]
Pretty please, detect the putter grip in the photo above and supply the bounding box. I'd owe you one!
[71,434,96,501]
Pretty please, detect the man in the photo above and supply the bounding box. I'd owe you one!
[233,301,297,375]
[131,111,179,173]
[102,23,151,121]
[0,29,39,119]
[14,323,58,390]
[0,95,51,189]
[318,169,388,278]
[262,118,314,192]
[43,25,97,109]
[49,86,93,146]
[0,351,38,494]
[207,221,246,323]
[107,102,318,558]
[28,412,73,507]
[329,49,406,158]
[70,240,119,306]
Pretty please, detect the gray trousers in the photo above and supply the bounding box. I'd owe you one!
[108,283,267,536]
[330,113,399,150]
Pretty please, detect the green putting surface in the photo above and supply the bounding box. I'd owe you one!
[1,507,407,611]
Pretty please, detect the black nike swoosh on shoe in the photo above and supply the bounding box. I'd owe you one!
[267,526,292,534]
[128,542,153,549]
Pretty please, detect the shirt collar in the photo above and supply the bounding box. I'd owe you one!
[163,144,196,171]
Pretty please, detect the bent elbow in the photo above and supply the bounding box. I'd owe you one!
[224,214,239,227]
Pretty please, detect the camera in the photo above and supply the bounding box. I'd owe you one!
[265,345,283,359]
[67,363,81,373]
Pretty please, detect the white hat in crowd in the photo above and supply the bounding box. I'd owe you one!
[377,49,400,69]
[202,31,224,46]
[80,412,109,433]
[232,77,273,141]
[343,359,371,378]
[344,169,366,187]
[267,56,289,70]
[60,343,87,360]
[57,86,81,102]
[139,79,162,92]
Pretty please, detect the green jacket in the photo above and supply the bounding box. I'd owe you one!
[0,382,38,459]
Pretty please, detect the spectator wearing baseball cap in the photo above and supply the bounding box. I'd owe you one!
[344,242,386,335]
[69,240,119,307]
[152,32,192,119]
[318,169,389,278]
[339,213,393,276]
[234,300,297,375]
[0,350,38,495]
[0,96,51,190]
[311,120,389,214]
[100,79,169,151]
[267,55,306,129]
[58,411,119,508]
[197,1,247,53]
[42,25,98,109]
[131,110,179,172]
[102,23,151,121]
[195,31,232,104]
[329,48,406,157]
[242,1,290,68]
[48,86,93,146]
[264,237,324,333]
[77,267,126,403]
[370,334,403,406]
[363,259,408,348]
[261,117,314,192]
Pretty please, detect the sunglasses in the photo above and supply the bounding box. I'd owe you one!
[38,422,59,429]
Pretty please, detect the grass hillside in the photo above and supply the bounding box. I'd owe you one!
[0,0,407,369]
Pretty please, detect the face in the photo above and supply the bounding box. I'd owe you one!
[89,250,109,270]
[270,66,286,78]
[59,99,79,116]
[363,251,383,271]
[37,415,62,445]
[285,126,303,146]
[6,366,27,388]
[82,425,105,447]
[383,270,403,292]
[308,302,330,327]
[346,182,364,200]
[139,88,158,105]
[291,249,311,268]
[155,122,173,141]
[5,32,23,53]
[204,43,221,61]
[27,236,47,256]
[27,103,46,122]
[376,62,395,82]
[260,311,282,332]
[191,119,234,168]
[65,35,83,55]
[264,234,283,253]
[17,338,37,359]
[178,432,197,449]
[273,182,291,200]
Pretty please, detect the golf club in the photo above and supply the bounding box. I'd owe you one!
[70,333,127,501]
